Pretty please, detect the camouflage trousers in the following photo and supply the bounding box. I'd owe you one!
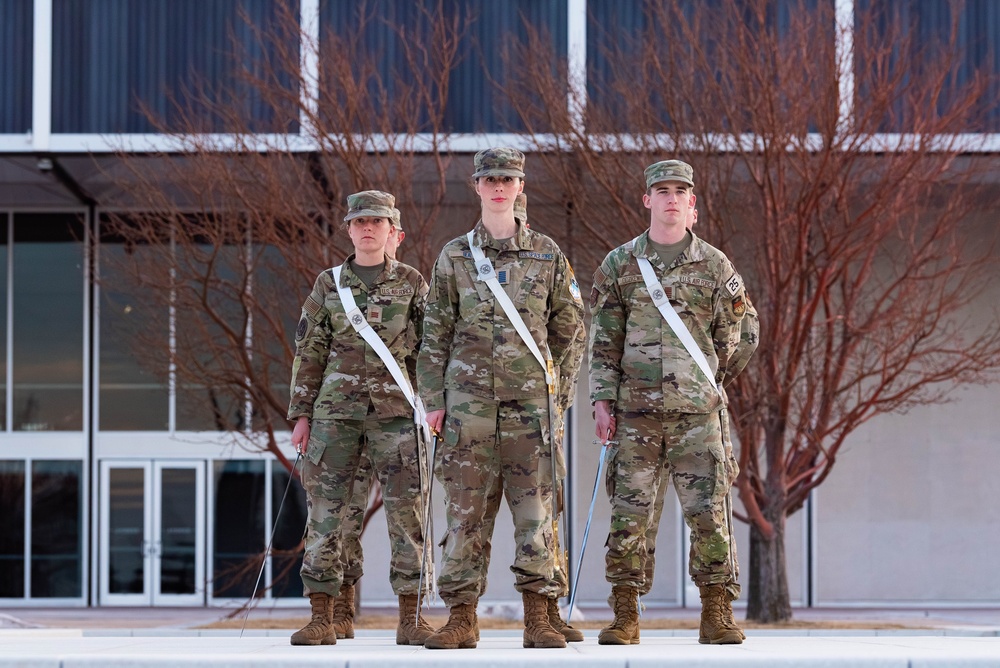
[605,409,740,593]
[337,451,373,588]
[436,390,561,606]
[477,474,570,598]
[300,413,425,597]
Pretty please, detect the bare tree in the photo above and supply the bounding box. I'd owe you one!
[504,0,1000,621]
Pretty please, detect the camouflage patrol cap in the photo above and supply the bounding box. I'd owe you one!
[644,159,695,189]
[343,190,396,222]
[472,147,526,179]
[390,207,402,230]
[513,193,527,224]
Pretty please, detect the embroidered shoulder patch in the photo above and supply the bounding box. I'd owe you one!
[732,295,746,316]
[593,266,611,292]
[303,294,322,317]
[295,314,309,341]
[724,273,744,296]
[519,251,554,261]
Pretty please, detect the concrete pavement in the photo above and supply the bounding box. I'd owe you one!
[3,606,1000,667]
[2,629,1000,667]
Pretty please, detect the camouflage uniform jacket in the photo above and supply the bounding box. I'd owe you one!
[589,230,747,414]
[417,220,585,412]
[288,255,428,422]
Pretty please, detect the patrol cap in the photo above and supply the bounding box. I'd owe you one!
[390,207,402,230]
[513,193,527,224]
[343,190,396,222]
[644,159,694,189]
[472,147,526,179]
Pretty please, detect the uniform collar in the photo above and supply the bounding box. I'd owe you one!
[338,253,396,289]
[471,219,531,251]
[630,229,707,270]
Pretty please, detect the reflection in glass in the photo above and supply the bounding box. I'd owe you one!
[31,460,82,598]
[212,460,265,598]
[108,467,145,595]
[12,214,84,431]
[270,464,305,598]
[98,232,169,430]
[175,243,245,432]
[0,461,25,598]
[159,468,198,595]
[250,244,297,433]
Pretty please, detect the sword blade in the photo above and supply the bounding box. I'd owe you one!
[241,452,301,638]
[567,443,609,623]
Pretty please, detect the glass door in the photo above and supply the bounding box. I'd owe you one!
[99,460,205,606]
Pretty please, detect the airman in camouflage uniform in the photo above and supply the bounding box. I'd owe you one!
[417,148,586,649]
[630,206,758,607]
[589,160,752,645]
[473,191,581,642]
[288,191,435,647]
[328,207,409,640]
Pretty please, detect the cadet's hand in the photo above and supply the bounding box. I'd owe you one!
[425,409,446,436]
[291,417,310,454]
[594,400,616,443]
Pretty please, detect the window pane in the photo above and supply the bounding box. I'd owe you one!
[12,214,85,432]
[212,460,265,598]
[175,242,245,432]
[0,215,8,428]
[98,231,168,431]
[319,0,567,133]
[0,0,32,133]
[270,463,305,598]
[31,460,83,598]
[586,0,835,133]
[52,0,300,133]
[108,467,145,595]
[159,467,198,595]
[0,461,26,598]
[251,244,297,434]
[855,0,1000,132]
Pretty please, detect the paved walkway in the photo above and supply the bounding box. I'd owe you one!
[2,607,1000,667]
[2,629,1000,667]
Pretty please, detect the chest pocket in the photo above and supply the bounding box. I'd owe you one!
[511,256,549,317]
[447,251,492,309]
[366,288,413,344]
[670,273,714,319]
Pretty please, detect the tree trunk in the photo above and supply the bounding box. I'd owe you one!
[746,508,792,622]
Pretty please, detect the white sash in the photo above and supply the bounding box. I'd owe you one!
[635,256,722,399]
[466,231,554,387]
[331,265,429,432]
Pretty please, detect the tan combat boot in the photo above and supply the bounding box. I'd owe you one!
[396,594,437,645]
[521,591,567,648]
[597,585,640,645]
[423,602,477,649]
[290,592,336,646]
[474,598,481,641]
[547,597,584,642]
[698,584,744,644]
[331,584,355,639]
